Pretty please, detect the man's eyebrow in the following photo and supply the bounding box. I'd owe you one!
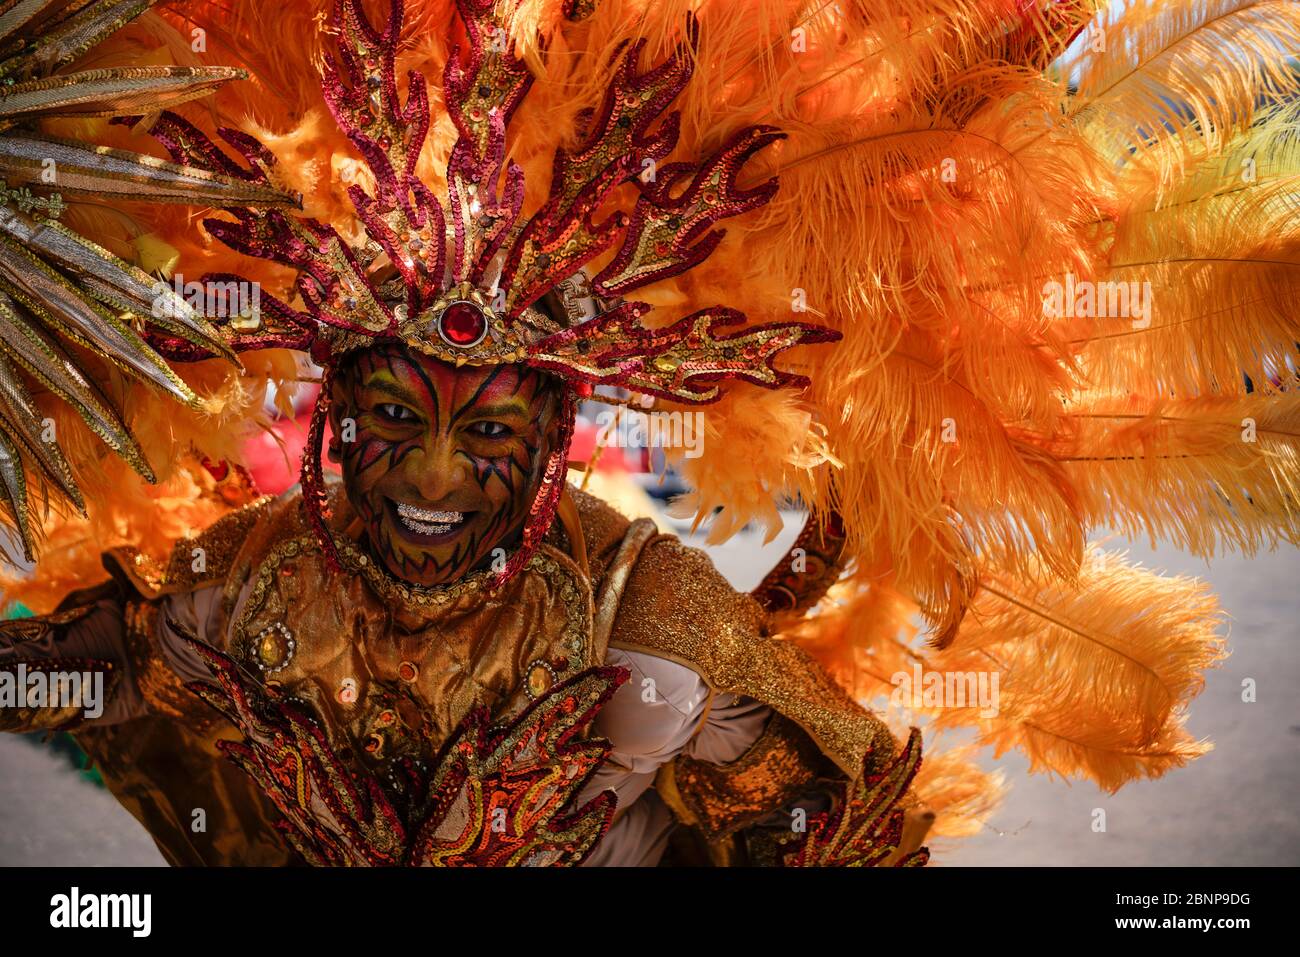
[464,400,529,419]
[360,379,418,403]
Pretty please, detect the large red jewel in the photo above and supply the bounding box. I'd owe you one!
[438,301,488,347]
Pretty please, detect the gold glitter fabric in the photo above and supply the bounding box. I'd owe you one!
[658,713,830,843]
[608,533,897,777]
[120,601,214,727]
[592,519,659,655]
[102,496,275,600]
[547,485,642,580]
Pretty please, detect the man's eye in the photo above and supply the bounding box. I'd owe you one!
[376,403,416,422]
[469,421,511,438]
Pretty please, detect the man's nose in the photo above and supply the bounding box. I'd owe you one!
[411,436,469,503]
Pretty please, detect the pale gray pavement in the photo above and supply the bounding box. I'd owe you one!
[1,512,1296,866]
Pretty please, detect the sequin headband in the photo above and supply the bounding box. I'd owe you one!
[136,0,840,582]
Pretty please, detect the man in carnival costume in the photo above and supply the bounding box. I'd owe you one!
[2,0,1297,866]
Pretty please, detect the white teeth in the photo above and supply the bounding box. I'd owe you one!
[395,503,465,535]
[397,503,463,523]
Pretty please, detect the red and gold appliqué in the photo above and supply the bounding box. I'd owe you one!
[183,631,627,867]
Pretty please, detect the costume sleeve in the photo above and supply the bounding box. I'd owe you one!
[0,581,144,731]
[608,533,898,776]
[595,531,893,864]
[123,584,233,724]
[577,648,713,812]
[0,577,226,733]
[578,647,820,866]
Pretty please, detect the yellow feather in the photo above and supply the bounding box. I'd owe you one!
[1056,392,1300,556]
[1068,0,1300,187]
[1077,100,1300,397]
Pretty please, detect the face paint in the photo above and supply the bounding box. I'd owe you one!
[330,343,561,586]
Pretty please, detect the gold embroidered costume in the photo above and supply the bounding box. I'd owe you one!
[3,484,911,865]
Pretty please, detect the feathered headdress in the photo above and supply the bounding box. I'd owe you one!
[130,0,838,581]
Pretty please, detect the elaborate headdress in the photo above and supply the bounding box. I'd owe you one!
[135,0,838,581]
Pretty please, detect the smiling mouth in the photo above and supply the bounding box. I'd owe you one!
[388,500,471,541]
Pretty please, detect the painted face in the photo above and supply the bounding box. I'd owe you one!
[329,343,562,586]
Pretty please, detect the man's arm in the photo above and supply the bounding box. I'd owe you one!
[0,580,143,731]
[579,519,916,865]
[0,579,223,733]
[576,646,823,866]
